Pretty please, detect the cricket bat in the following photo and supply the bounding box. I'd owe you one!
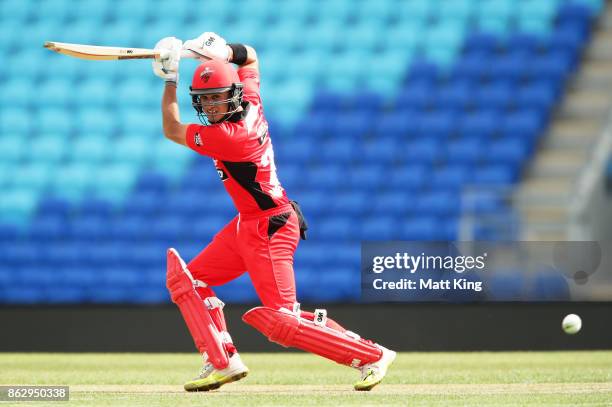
[44,41,201,61]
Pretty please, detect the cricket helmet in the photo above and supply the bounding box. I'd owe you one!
[189,59,243,124]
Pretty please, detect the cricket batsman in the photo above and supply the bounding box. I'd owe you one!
[152,32,396,392]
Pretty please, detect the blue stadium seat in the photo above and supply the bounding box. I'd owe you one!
[134,173,169,194]
[416,191,460,216]
[331,112,374,139]
[75,108,115,137]
[306,165,343,190]
[501,110,542,140]
[517,82,556,113]
[418,111,458,139]
[488,273,525,300]
[435,79,474,111]
[346,165,385,190]
[1,285,46,304]
[475,81,515,110]
[1,78,32,108]
[445,139,482,166]
[69,215,110,240]
[403,139,441,165]
[320,138,357,162]
[110,215,149,241]
[547,26,584,57]
[529,51,574,83]
[528,269,570,300]
[60,21,101,44]
[463,32,501,54]
[39,108,73,135]
[372,191,412,215]
[314,217,356,241]
[401,217,440,240]
[0,108,30,135]
[431,165,472,190]
[28,215,67,242]
[401,81,436,109]
[485,139,530,165]
[388,164,428,190]
[472,164,518,184]
[374,110,420,138]
[459,110,500,139]
[331,192,369,215]
[360,138,399,163]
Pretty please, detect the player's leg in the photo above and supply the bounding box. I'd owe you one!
[239,210,396,390]
[187,218,249,357]
[166,248,230,369]
[167,217,249,391]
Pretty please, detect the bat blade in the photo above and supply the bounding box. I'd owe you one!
[44,41,161,60]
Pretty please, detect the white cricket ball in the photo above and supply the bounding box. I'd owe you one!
[562,314,582,335]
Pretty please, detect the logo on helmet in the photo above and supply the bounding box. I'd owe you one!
[200,67,214,83]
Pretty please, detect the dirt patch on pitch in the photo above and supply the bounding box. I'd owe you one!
[71,382,612,395]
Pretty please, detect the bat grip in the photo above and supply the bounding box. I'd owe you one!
[180,50,200,59]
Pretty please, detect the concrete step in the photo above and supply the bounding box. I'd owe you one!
[560,88,612,119]
[520,206,568,223]
[521,227,567,241]
[517,178,574,203]
[544,131,599,150]
[585,31,612,60]
[529,150,587,177]
[571,60,612,89]
[547,117,601,137]
[597,6,612,30]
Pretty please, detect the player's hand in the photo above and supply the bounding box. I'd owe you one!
[183,32,230,62]
[152,36,183,83]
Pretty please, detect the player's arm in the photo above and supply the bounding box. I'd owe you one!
[153,37,188,146]
[161,83,188,146]
[227,44,259,73]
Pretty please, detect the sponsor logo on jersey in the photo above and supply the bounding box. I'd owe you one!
[257,122,269,145]
[194,132,202,146]
[217,168,228,181]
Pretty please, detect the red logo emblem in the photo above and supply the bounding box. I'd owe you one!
[201,67,213,83]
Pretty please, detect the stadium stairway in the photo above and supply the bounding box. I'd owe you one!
[517,1,612,240]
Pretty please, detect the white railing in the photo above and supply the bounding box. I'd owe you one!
[567,108,612,240]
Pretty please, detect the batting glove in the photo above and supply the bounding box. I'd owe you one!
[183,32,230,62]
[152,36,183,83]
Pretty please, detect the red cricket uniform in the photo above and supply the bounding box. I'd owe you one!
[184,67,300,310]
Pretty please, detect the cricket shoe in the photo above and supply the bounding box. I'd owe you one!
[353,345,396,391]
[184,353,249,392]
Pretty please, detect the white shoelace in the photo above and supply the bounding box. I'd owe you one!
[199,362,215,379]
[360,366,379,381]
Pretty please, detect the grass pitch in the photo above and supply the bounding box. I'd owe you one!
[1,352,611,406]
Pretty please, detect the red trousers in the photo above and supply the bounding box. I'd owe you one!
[188,203,300,310]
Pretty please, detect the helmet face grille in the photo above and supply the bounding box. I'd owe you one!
[190,84,244,125]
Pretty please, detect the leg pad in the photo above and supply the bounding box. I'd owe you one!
[242,306,382,367]
[167,248,229,369]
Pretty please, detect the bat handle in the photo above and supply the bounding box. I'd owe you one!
[180,50,200,59]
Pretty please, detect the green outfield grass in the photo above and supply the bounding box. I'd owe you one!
[1,352,611,406]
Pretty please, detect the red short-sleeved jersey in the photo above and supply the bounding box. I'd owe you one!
[185,67,289,215]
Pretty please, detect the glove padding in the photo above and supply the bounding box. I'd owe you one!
[152,36,183,82]
[183,32,229,62]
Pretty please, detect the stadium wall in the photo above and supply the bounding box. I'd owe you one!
[1,303,611,352]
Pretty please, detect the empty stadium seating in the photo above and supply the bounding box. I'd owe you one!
[0,0,603,303]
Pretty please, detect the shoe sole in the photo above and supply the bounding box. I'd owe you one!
[184,370,249,392]
[354,377,383,391]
